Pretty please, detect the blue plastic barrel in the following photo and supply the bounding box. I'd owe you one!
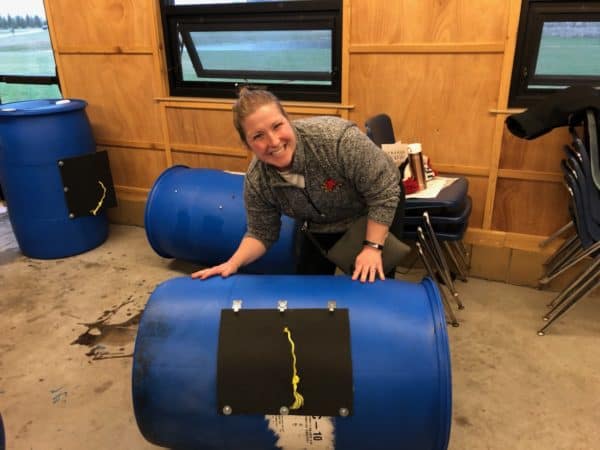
[144,165,299,274]
[0,99,108,258]
[132,275,452,450]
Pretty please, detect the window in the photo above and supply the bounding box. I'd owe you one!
[160,0,342,102]
[508,1,600,108]
[0,0,60,104]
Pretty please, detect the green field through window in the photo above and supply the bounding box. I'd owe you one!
[0,27,61,103]
[536,22,600,76]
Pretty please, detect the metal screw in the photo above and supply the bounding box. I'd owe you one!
[68,213,75,219]
[222,405,232,415]
[339,407,349,417]
[279,406,289,415]
[58,160,64,167]
[63,186,69,192]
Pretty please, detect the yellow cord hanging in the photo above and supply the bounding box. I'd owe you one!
[89,180,107,216]
[283,326,304,410]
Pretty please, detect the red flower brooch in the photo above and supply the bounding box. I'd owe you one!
[322,178,341,192]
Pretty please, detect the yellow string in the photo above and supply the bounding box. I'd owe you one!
[283,326,304,410]
[89,180,107,216]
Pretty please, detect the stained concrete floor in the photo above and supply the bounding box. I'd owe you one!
[1,209,600,450]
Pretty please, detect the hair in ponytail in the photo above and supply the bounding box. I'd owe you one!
[232,87,288,144]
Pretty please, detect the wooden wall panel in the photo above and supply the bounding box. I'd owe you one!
[167,108,240,149]
[492,179,571,235]
[48,0,153,50]
[464,176,488,229]
[102,146,166,189]
[172,151,250,173]
[349,53,502,168]
[166,107,339,150]
[500,126,571,172]
[350,0,508,44]
[59,54,162,144]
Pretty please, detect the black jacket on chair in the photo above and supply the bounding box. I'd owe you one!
[506,86,600,140]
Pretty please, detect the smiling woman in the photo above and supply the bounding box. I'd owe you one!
[0,0,60,103]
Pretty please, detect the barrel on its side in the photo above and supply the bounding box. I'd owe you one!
[0,99,108,258]
[132,275,452,450]
[144,166,299,273]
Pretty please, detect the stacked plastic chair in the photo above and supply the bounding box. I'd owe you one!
[365,113,471,326]
[537,108,600,335]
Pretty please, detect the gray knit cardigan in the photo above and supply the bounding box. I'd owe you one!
[244,116,400,249]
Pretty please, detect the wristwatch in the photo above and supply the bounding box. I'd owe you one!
[362,239,384,250]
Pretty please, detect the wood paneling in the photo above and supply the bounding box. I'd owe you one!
[102,146,167,189]
[166,108,241,149]
[349,53,502,167]
[172,151,250,173]
[350,0,508,44]
[464,176,488,229]
[499,126,571,172]
[492,179,571,236]
[48,0,154,51]
[59,54,162,144]
[47,0,576,259]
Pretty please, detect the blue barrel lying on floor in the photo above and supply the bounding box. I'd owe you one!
[144,165,299,273]
[132,275,452,450]
[0,99,108,258]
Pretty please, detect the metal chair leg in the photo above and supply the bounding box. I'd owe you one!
[538,241,600,286]
[537,275,600,336]
[539,221,574,248]
[546,256,600,309]
[443,241,468,282]
[417,227,464,309]
[541,234,581,275]
[450,240,470,270]
[416,242,459,327]
[422,212,459,294]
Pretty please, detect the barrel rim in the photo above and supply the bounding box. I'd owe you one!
[0,99,87,117]
[143,165,191,259]
[421,276,453,450]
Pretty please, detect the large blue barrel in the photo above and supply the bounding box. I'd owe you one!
[0,99,108,258]
[145,165,299,273]
[132,275,452,449]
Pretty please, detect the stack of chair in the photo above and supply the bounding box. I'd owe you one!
[537,108,600,335]
[365,113,472,326]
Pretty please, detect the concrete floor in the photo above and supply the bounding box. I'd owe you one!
[1,210,600,450]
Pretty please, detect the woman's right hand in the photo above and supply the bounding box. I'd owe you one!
[191,260,239,280]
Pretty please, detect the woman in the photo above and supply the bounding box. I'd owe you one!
[192,88,401,283]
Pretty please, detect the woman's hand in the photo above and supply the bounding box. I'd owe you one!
[191,260,240,280]
[351,247,385,283]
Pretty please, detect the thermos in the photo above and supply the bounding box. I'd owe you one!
[408,143,427,191]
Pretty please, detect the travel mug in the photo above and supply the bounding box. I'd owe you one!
[408,143,427,191]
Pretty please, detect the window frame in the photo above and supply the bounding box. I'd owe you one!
[159,0,343,102]
[508,0,600,108]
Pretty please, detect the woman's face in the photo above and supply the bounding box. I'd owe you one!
[242,103,296,171]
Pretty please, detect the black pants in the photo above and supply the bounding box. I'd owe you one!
[296,230,397,279]
[296,183,406,277]
[296,231,343,275]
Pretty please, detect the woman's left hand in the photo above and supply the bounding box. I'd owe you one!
[351,247,385,283]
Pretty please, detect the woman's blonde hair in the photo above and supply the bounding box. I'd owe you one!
[232,87,288,145]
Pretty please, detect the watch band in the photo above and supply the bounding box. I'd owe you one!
[362,239,384,250]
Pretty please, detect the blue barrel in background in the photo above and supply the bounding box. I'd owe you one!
[0,99,108,258]
[145,165,299,274]
[132,275,452,450]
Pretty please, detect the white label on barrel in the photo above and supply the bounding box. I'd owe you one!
[266,415,335,449]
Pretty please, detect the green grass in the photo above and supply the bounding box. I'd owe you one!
[0,28,60,103]
[536,36,600,76]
